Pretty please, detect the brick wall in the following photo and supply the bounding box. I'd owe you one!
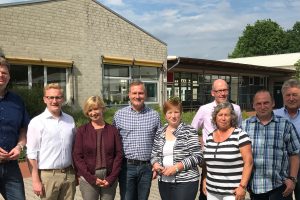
[0,0,167,108]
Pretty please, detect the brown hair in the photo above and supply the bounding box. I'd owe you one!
[0,56,10,72]
[163,97,182,115]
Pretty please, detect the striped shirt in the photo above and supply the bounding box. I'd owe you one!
[242,114,300,194]
[204,128,250,195]
[151,122,203,182]
[113,105,161,161]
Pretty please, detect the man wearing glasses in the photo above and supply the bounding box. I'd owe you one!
[191,79,242,200]
[27,83,76,200]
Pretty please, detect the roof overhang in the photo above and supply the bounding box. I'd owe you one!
[168,56,295,77]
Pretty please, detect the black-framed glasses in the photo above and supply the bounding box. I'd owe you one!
[45,96,63,100]
[214,89,229,95]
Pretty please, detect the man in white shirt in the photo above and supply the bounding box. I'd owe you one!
[27,83,76,200]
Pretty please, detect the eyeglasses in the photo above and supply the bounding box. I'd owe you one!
[45,96,63,100]
[214,89,229,95]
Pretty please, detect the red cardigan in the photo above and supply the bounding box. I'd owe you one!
[72,122,122,186]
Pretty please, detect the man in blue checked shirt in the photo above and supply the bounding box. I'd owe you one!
[113,80,161,200]
[242,89,300,200]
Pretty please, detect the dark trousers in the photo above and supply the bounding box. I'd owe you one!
[119,161,152,200]
[158,180,199,200]
[250,185,293,200]
[0,161,25,200]
[295,171,300,200]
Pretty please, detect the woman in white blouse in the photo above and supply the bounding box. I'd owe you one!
[151,97,203,200]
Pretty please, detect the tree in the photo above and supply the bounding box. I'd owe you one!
[286,22,300,52]
[293,59,300,80]
[229,19,287,58]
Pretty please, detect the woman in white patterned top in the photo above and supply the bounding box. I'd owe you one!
[203,102,253,200]
[151,97,203,200]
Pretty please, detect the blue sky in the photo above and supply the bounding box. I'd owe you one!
[1,0,300,59]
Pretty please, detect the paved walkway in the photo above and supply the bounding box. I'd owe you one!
[0,177,253,200]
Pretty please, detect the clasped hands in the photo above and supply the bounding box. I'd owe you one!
[0,146,21,161]
[96,178,109,188]
[153,163,177,176]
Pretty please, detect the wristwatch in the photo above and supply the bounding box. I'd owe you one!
[287,176,297,184]
[17,143,24,151]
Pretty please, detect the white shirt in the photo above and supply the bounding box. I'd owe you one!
[26,108,75,169]
[162,139,176,183]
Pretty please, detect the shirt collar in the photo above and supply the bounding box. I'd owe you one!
[130,104,148,114]
[42,108,63,119]
[250,112,279,123]
[283,106,300,117]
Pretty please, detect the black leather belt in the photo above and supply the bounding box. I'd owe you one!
[125,158,150,166]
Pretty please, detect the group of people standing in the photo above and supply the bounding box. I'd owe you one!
[0,55,300,200]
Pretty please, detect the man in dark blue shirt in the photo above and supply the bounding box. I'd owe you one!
[0,56,30,200]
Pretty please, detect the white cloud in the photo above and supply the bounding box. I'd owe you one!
[102,0,124,6]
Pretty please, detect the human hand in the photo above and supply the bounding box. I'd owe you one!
[283,179,295,197]
[153,163,164,175]
[202,178,207,196]
[8,146,21,160]
[96,178,109,188]
[0,147,9,160]
[32,180,44,198]
[162,166,176,176]
[234,186,246,200]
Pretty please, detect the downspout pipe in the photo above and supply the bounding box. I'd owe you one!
[168,56,180,71]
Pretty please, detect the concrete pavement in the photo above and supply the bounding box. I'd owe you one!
[0,177,254,200]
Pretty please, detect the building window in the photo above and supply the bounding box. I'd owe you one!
[9,65,28,89]
[32,66,44,88]
[9,64,69,100]
[103,64,159,105]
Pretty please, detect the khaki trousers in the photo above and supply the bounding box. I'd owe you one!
[39,168,76,200]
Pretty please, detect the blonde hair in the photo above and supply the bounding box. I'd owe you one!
[83,96,106,117]
[44,83,63,96]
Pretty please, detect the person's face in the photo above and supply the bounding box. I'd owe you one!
[0,66,10,89]
[128,84,146,111]
[43,88,64,116]
[253,92,274,120]
[283,87,300,111]
[211,80,229,104]
[165,106,181,128]
[87,106,104,122]
[216,108,231,130]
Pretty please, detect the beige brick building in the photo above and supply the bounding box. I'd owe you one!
[0,0,167,108]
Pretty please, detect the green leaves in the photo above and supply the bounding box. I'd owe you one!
[229,19,300,58]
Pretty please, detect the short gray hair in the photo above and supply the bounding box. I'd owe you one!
[281,79,300,94]
[211,102,238,128]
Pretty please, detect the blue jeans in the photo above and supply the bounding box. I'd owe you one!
[119,161,152,200]
[0,161,25,200]
[250,185,292,200]
[158,180,199,200]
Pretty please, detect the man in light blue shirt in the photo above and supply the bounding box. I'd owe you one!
[274,79,300,200]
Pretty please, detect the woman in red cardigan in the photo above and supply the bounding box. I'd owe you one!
[73,96,122,200]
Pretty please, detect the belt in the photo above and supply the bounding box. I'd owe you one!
[40,166,73,173]
[125,158,150,166]
[0,159,9,164]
